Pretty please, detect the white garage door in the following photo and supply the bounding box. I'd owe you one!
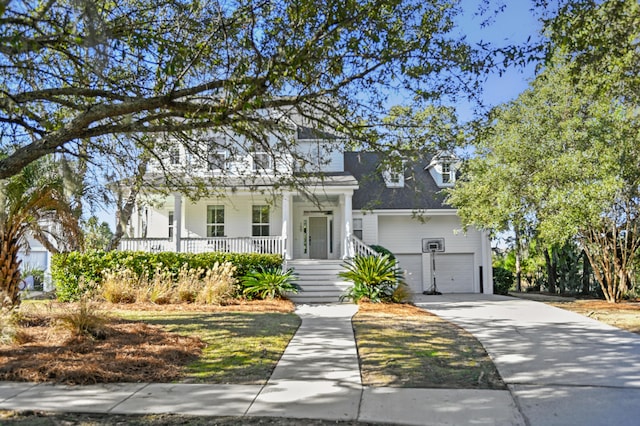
[431,253,474,293]
[395,255,422,293]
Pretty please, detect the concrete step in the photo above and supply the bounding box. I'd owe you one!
[288,260,352,303]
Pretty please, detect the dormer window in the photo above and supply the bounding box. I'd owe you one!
[426,151,458,187]
[442,161,452,183]
[382,159,405,188]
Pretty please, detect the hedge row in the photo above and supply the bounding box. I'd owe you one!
[51,250,283,302]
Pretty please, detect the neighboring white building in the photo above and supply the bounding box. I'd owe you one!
[122,125,493,301]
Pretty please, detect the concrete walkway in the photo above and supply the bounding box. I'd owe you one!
[0,302,523,425]
[415,294,640,426]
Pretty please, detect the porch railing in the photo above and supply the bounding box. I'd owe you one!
[181,237,284,255]
[350,235,380,258]
[118,238,174,252]
[118,236,285,255]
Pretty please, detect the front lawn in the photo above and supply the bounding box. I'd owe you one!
[0,300,300,385]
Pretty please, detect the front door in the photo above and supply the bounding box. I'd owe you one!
[309,216,328,259]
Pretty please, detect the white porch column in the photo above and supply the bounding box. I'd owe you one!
[342,192,353,259]
[174,193,182,252]
[281,192,292,260]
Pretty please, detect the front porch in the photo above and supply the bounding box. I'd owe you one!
[118,234,376,258]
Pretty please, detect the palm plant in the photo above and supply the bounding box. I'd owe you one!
[0,157,81,309]
[339,255,405,303]
[241,267,299,300]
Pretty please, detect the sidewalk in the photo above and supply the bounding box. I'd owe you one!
[0,303,523,425]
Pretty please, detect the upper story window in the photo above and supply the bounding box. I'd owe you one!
[382,157,405,188]
[253,152,272,171]
[207,205,225,237]
[442,161,452,183]
[252,205,270,236]
[426,152,458,187]
[207,139,227,171]
[169,146,180,165]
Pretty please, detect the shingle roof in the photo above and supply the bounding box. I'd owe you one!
[344,152,451,210]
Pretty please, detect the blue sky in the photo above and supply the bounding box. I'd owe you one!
[454,1,543,119]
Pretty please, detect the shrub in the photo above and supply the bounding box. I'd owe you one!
[391,282,413,303]
[241,267,299,300]
[369,245,396,261]
[493,266,514,295]
[339,255,405,303]
[52,251,282,301]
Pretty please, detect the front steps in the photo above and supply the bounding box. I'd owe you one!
[287,260,351,303]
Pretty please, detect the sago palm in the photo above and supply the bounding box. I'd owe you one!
[0,157,80,309]
[339,255,405,303]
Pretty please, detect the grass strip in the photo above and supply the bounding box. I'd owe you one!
[352,303,505,389]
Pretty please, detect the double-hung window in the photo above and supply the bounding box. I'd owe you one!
[168,211,174,240]
[207,139,227,171]
[252,205,270,236]
[207,205,225,237]
[442,161,452,183]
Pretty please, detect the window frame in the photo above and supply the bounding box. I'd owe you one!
[352,218,363,240]
[251,205,270,237]
[206,205,225,237]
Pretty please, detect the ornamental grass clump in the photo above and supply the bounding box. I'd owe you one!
[101,268,139,303]
[195,262,237,305]
[146,268,175,305]
[57,295,108,339]
[339,255,406,303]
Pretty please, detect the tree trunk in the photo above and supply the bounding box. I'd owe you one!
[0,228,23,309]
[107,158,148,251]
[543,248,557,294]
[581,250,590,295]
[514,227,522,292]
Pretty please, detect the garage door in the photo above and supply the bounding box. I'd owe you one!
[430,253,474,293]
[395,255,422,293]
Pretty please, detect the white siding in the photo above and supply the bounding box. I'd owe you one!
[360,214,378,245]
[376,214,484,294]
[143,195,282,239]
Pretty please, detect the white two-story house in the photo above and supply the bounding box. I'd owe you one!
[121,121,493,302]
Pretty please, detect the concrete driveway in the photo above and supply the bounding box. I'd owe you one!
[415,294,640,426]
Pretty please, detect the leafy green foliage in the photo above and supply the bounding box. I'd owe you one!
[52,251,282,301]
[240,268,299,300]
[369,245,396,261]
[492,266,514,295]
[339,255,405,303]
[0,0,485,182]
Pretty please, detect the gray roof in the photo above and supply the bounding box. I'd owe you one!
[344,152,452,210]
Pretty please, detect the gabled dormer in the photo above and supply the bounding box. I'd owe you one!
[381,155,405,188]
[425,151,459,188]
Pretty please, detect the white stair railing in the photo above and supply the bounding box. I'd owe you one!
[349,235,380,258]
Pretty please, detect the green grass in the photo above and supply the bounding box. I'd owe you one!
[352,304,505,389]
[115,310,301,384]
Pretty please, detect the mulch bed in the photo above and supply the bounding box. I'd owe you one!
[0,314,205,385]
